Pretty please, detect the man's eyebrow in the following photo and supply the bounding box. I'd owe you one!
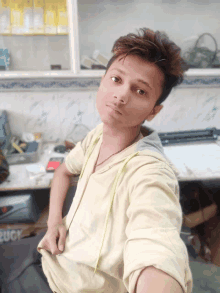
[110,68,152,90]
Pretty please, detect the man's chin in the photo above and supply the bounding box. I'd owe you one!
[101,117,124,128]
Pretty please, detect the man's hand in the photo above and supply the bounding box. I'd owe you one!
[135,266,184,293]
[39,223,67,255]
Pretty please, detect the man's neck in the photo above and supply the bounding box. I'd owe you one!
[101,123,142,153]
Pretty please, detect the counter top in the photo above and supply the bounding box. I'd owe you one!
[163,140,220,181]
[0,142,78,191]
[0,140,220,192]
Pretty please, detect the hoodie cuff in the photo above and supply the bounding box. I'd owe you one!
[123,229,193,293]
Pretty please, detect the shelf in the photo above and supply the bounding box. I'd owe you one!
[0,33,69,36]
[185,69,220,77]
[0,68,219,80]
[0,68,219,92]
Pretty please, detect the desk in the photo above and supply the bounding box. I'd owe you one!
[0,142,78,242]
[163,140,220,182]
[0,142,78,192]
[0,140,219,247]
[0,140,220,192]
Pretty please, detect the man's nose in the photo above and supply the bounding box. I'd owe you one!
[113,86,129,104]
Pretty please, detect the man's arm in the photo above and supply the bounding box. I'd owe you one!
[123,163,192,293]
[47,162,73,227]
[135,266,184,293]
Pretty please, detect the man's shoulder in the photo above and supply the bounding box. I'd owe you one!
[128,153,179,181]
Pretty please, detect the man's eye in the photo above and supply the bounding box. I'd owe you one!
[137,89,146,95]
[111,76,120,82]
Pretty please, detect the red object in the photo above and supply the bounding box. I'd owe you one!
[46,161,61,171]
[2,206,7,213]
[46,157,64,172]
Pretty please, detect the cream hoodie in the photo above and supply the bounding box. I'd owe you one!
[37,123,193,293]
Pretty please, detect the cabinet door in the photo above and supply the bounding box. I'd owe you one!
[77,0,220,72]
[0,0,72,71]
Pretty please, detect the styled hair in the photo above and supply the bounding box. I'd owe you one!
[105,28,189,105]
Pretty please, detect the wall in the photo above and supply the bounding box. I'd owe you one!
[78,0,220,62]
[0,85,219,143]
[0,35,70,71]
[1,0,220,71]
[0,0,220,141]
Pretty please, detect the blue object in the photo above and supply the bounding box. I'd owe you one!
[0,49,10,70]
[25,141,38,153]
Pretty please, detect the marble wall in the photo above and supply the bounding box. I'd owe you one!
[0,86,220,143]
[147,87,220,133]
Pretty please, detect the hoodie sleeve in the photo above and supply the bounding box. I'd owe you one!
[123,162,193,293]
[65,123,103,175]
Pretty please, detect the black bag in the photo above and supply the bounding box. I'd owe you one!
[0,232,52,293]
[0,149,9,184]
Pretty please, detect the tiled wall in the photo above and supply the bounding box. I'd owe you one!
[0,85,220,143]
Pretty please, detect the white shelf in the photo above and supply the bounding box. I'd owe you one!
[185,69,220,77]
[0,70,105,79]
[0,69,219,80]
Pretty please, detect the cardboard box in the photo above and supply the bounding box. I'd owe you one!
[203,212,220,266]
[183,203,218,228]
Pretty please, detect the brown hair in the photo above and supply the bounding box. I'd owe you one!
[105,28,189,105]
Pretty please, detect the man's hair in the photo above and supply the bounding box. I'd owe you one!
[105,28,189,105]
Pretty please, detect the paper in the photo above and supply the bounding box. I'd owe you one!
[164,143,220,179]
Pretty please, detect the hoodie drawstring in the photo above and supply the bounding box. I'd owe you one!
[77,128,140,274]
[93,151,140,274]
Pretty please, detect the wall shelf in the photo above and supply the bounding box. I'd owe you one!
[0,68,219,79]
[0,69,220,92]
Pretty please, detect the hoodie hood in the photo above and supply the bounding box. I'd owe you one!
[137,125,166,158]
[138,125,179,177]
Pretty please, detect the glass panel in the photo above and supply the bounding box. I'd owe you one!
[0,0,71,71]
[78,0,220,70]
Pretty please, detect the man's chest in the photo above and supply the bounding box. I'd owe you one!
[73,168,129,232]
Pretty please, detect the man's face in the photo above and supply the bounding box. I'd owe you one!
[96,54,164,129]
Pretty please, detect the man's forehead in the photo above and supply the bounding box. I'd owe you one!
[109,55,156,73]
[109,55,163,79]
[107,54,165,95]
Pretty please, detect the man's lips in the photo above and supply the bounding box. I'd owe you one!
[107,104,122,115]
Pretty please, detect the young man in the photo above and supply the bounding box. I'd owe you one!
[37,28,193,293]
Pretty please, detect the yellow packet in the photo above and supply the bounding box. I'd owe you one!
[44,0,57,34]
[57,0,68,34]
[33,0,44,34]
[0,0,11,34]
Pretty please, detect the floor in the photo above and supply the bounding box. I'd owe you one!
[181,227,220,293]
[189,254,220,293]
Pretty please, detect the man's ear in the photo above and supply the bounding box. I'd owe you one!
[146,104,163,122]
